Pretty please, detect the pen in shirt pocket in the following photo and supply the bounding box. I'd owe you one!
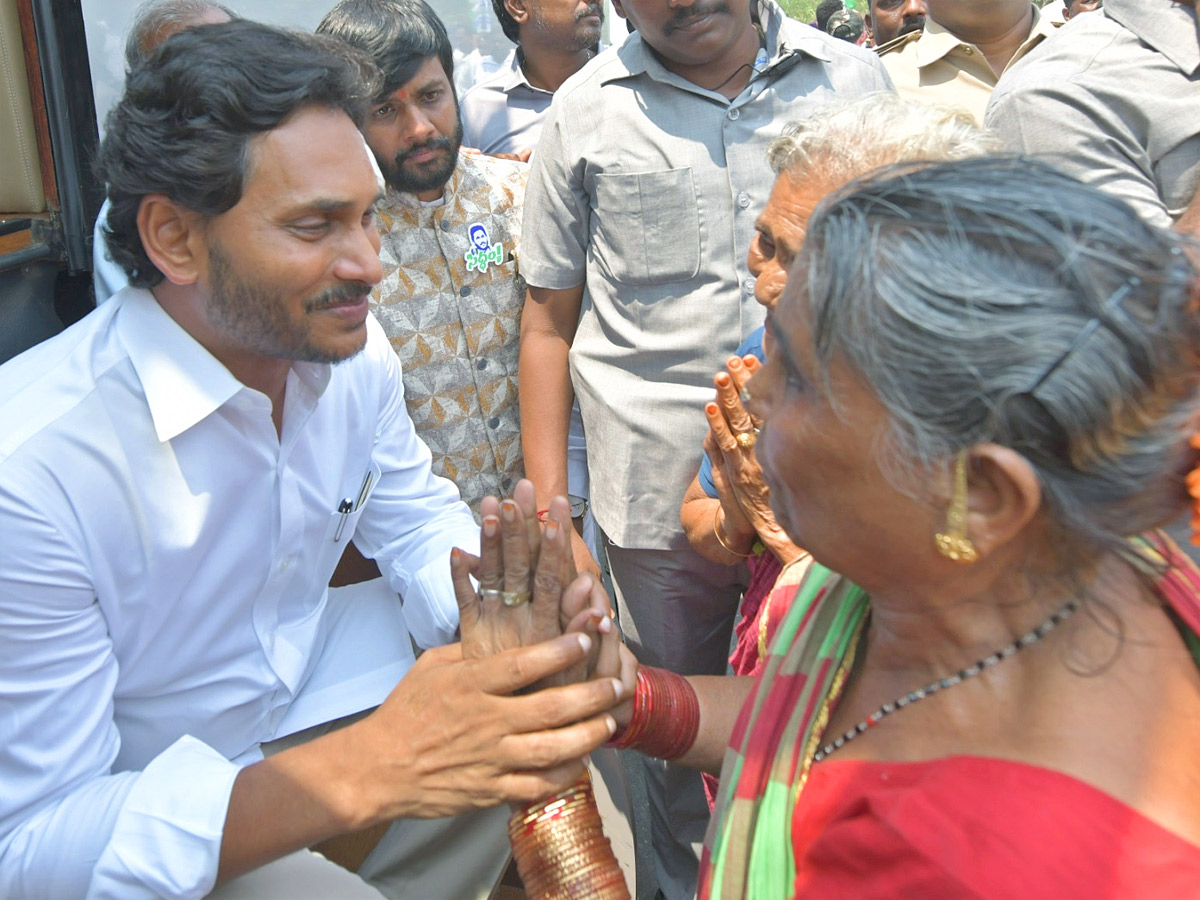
[333,468,375,542]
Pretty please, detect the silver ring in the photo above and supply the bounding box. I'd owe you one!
[479,588,531,607]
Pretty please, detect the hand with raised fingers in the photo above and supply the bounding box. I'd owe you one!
[453,480,580,662]
[706,357,805,563]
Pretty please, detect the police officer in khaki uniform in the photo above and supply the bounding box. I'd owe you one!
[878,0,1058,123]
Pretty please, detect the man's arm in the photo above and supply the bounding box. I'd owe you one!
[0,480,245,900]
[519,284,597,575]
[217,636,621,884]
[350,317,483,648]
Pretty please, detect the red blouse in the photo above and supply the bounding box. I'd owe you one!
[793,755,1200,898]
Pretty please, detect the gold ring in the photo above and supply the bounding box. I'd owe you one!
[480,588,531,607]
[736,431,756,449]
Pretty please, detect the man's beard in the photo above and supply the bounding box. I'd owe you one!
[531,1,604,50]
[379,114,464,195]
[896,16,925,38]
[206,240,370,365]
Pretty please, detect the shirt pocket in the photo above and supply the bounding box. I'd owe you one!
[593,169,701,286]
[316,460,383,584]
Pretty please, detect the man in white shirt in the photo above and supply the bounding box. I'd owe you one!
[0,20,619,900]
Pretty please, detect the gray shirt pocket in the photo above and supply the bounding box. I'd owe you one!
[593,169,701,286]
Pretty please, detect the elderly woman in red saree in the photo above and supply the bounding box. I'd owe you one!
[456,155,1200,897]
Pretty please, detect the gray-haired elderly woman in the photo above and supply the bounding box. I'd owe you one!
[680,93,998,679]
[459,155,1200,898]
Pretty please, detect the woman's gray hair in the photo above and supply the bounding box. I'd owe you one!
[795,155,1200,557]
[766,93,1001,186]
[124,0,234,70]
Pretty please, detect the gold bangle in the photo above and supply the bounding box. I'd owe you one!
[712,505,751,558]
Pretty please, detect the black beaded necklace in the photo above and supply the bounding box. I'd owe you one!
[813,597,1081,763]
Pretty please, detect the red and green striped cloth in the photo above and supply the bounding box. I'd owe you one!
[698,531,1200,900]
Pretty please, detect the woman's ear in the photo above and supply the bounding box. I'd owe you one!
[137,194,203,286]
[963,444,1043,560]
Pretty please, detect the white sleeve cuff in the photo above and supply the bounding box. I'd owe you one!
[87,736,242,900]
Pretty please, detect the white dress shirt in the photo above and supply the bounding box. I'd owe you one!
[0,287,479,899]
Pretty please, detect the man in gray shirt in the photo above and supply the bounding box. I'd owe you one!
[987,0,1199,229]
[517,0,890,894]
[461,0,603,156]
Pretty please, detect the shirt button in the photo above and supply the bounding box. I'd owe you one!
[502,476,513,490]
[279,556,292,572]
[439,220,450,232]
[738,192,751,209]
[963,46,975,55]
[488,417,500,428]
[476,358,488,370]
[727,107,740,120]
[743,278,755,294]
[460,285,472,297]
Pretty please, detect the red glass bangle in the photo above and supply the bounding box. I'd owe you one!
[607,666,700,760]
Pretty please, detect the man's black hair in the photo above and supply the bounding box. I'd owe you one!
[317,0,455,98]
[95,19,376,288]
[491,0,520,44]
[815,0,845,30]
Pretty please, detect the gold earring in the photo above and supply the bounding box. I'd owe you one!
[934,451,978,563]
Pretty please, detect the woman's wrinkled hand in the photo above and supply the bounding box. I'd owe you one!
[453,480,621,691]
[705,355,805,563]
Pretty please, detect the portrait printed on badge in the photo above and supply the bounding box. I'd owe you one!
[465,222,504,273]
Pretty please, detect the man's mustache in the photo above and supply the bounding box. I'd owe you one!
[393,136,454,166]
[665,1,729,34]
[576,2,603,21]
[306,283,373,312]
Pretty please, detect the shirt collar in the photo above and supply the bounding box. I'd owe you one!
[116,286,331,442]
[1106,0,1200,75]
[501,48,540,93]
[916,3,1052,69]
[600,0,828,86]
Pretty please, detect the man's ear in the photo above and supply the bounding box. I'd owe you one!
[962,444,1043,561]
[137,194,204,286]
[611,0,628,19]
[504,0,530,26]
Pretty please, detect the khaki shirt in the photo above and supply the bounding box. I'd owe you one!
[879,4,1057,123]
[987,0,1200,228]
[373,151,527,513]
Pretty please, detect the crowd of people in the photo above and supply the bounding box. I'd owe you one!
[1,0,1198,897]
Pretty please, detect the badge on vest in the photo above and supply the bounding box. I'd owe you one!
[465,223,504,273]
